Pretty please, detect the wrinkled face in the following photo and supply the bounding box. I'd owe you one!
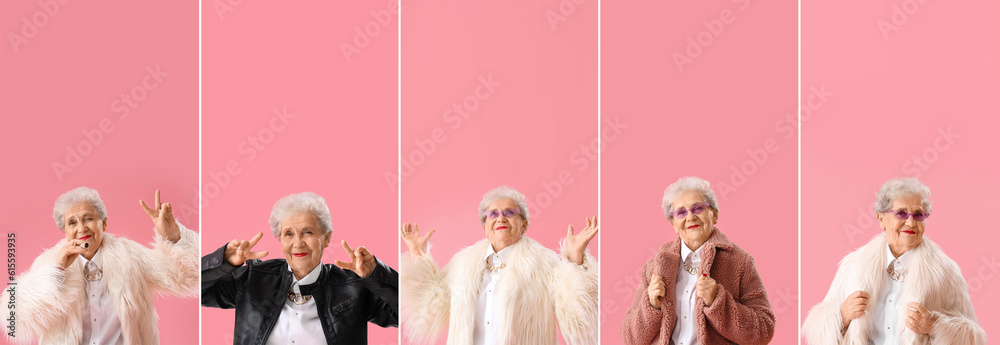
[62,202,105,258]
[669,190,718,248]
[482,198,526,252]
[279,211,331,277]
[878,194,926,256]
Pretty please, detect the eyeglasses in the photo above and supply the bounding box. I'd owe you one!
[882,209,931,222]
[482,208,521,220]
[669,203,710,219]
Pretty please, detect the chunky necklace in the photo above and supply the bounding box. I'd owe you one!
[83,263,103,281]
[683,261,699,275]
[887,263,906,282]
[287,291,312,304]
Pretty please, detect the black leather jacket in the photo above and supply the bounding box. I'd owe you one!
[201,244,398,345]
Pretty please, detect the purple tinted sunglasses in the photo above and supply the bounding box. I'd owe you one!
[669,203,710,219]
[882,209,930,222]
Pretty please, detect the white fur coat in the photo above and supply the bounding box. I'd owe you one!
[2,224,200,344]
[400,236,599,345]
[802,234,986,345]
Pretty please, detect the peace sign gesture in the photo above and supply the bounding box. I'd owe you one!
[139,189,181,242]
[566,216,598,265]
[334,240,376,278]
[224,232,269,267]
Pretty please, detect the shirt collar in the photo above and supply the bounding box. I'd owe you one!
[76,245,103,268]
[289,262,323,294]
[483,244,511,265]
[680,241,704,265]
[885,244,912,271]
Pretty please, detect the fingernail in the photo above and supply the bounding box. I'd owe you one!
[703,274,707,277]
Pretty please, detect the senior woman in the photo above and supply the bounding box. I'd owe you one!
[201,192,398,345]
[2,187,199,344]
[400,185,599,345]
[802,178,986,344]
[621,177,775,345]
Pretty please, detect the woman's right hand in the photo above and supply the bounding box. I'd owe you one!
[58,239,87,269]
[840,290,870,329]
[224,232,269,267]
[648,274,666,309]
[401,222,434,257]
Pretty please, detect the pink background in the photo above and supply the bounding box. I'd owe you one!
[801,0,1000,342]
[200,0,399,344]
[601,0,798,343]
[0,1,199,344]
[399,1,598,344]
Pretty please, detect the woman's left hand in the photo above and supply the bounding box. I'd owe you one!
[566,216,598,265]
[335,240,377,278]
[697,274,719,305]
[905,302,938,335]
[140,189,181,242]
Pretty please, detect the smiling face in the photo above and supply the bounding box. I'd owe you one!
[878,194,926,257]
[279,211,331,279]
[669,190,718,251]
[482,198,526,252]
[62,202,106,260]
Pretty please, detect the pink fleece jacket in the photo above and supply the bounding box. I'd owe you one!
[621,229,775,344]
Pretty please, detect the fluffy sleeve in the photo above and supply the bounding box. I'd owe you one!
[2,243,82,344]
[400,248,450,344]
[144,222,200,297]
[552,238,599,345]
[928,268,986,345]
[620,258,665,345]
[702,255,775,345]
[802,254,856,345]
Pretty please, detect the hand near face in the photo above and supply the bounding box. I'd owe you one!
[565,216,598,265]
[139,189,181,242]
[225,232,269,267]
[334,240,376,278]
[58,239,88,269]
[905,302,938,335]
[697,274,719,305]
[400,222,434,257]
[647,274,666,309]
[840,290,871,329]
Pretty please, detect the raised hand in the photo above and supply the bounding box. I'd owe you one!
[696,273,719,305]
[648,274,666,309]
[334,240,376,278]
[139,189,180,242]
[565,216,598,265]
[224,232,269,267]
[58,239,88,269]
[401,222,434,257]
[840,291,871,330]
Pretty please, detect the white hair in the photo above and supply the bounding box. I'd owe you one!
[478,186,530,226]
[268,192,333,238]
[661,177,719,219]
[875,177,932,214]
[53,187,108,230]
